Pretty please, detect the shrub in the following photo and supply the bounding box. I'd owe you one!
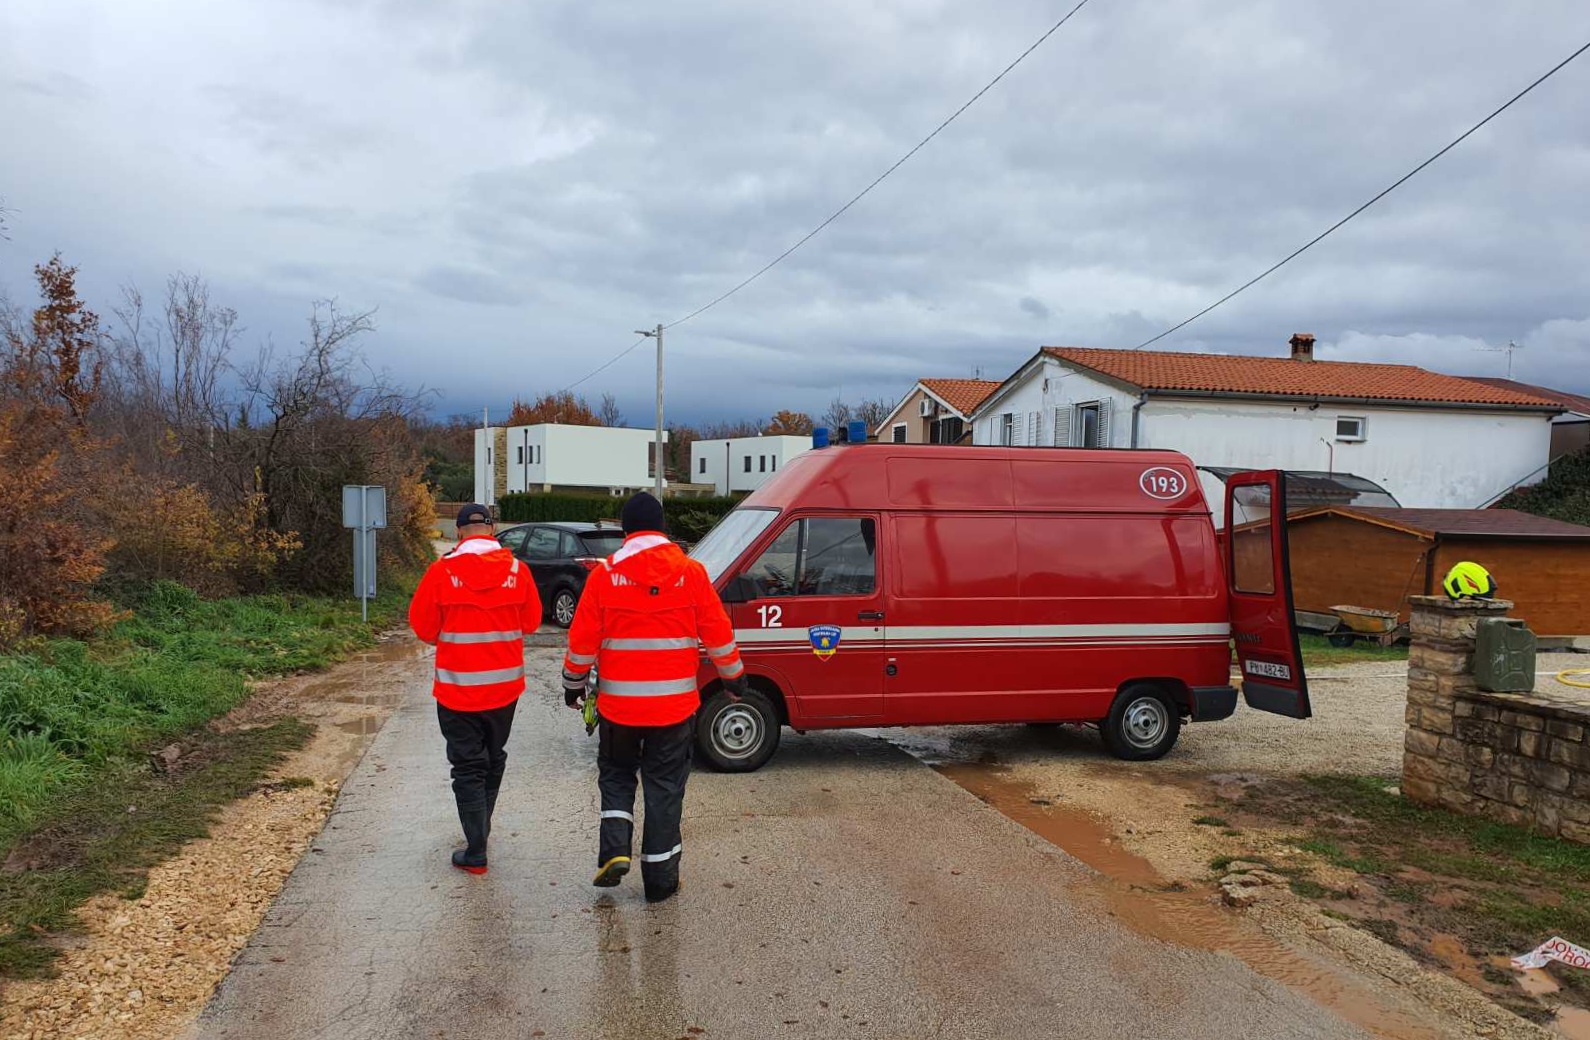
[496,492,742,541]
[106,478,301,596]
[1499,447,1590,526]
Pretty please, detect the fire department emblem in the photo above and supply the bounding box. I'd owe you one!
[808,625,842,661]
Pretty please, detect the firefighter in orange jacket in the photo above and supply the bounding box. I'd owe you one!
[561,492,745,902]
[410,504,542,875]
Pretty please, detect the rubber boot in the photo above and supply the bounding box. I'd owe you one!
[484,785,500,840]
[642,857,680,903]
[452,805,489,876]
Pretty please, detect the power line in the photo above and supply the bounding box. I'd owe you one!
[668,0,1094,331]
[1132,36,1590,351]
[555,0,1096,394]
[558,335,649,395]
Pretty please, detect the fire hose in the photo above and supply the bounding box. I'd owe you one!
[1556,670,1590,689]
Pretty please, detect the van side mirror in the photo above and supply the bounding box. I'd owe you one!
[721,574,758,604]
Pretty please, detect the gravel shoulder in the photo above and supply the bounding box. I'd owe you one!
[0,636,428,1040]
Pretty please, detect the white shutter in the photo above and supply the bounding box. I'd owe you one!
[1097,400,1113,448]
[1011,413,1024,446]
[1028,411,1042,446]
[1054,408,1071,447]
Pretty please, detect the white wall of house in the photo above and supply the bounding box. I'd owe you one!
[473,427,501,506]
[690,435,811,496]
[497,424,665,493]
[973,355,1552,510]
[973,359,1139,450]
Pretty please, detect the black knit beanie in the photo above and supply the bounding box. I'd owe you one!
[620,492,666,535]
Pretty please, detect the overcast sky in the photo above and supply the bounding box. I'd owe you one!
[3,0,1588,425]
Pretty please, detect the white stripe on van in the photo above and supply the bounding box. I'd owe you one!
[733,623,1228,645]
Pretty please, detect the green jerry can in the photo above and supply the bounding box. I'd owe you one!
[1474,617,1536,693]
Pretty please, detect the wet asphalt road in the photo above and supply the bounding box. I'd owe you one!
[189,646,1371,1040]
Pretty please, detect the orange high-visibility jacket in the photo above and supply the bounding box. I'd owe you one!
[409,537,542,712]
[561,534,743,727]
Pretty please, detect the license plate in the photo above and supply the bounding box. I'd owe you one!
[1244,660,1292,681]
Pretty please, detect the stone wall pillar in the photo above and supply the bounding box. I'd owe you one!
[1402,594,1513,810]
[492,428,509,502]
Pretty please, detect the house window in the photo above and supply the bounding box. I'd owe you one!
[1078,404,1101,448]
[760,456,767,473]
[892,423,907,443]
[699,458,707,475]
[1336,416,1366,442]
[772,457,777,470]
[516,446,524,464]
[744,456,752,473]
[999,413,1015,446]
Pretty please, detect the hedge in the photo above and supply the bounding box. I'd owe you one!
[495,492,743,543]
[1498,446,1590,527]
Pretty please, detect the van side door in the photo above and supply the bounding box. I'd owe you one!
[1225,471,1311,718]
[729,514,885,720]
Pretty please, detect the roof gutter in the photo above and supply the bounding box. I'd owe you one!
[1139,388,1561,415]
[1130,391,1148,449]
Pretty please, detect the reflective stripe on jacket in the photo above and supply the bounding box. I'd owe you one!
[561,533,741,727]
[409,537,543,711]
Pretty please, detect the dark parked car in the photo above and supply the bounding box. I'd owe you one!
[496,521,627,628]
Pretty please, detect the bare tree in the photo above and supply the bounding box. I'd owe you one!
[0,196,11,241]
[599,392,624,427]
[821,399,852,430]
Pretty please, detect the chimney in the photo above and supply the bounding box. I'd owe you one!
[1289,333,1316,362]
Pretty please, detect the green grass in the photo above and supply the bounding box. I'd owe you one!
[1250,773,1590,1005]
[0,580,410,848]
[0,720,311,977]
[0,577,414,977]
[1193,815,1230,827]
[1297,633,1409,668]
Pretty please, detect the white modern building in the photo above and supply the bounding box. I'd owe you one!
[968,336,1561,513]
[475,424,667,501]
[690,435,812,496]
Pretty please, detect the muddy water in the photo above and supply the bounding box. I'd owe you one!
[284,637,430,775]
[934,761,1441,1040]
[1514,968,1590,1040]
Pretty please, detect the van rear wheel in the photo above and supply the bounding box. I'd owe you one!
[696,688,781,773]
[1101,686,1181,761]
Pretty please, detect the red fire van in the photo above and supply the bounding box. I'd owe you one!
[687,444,1309,772]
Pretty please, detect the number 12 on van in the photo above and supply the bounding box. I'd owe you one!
[1244,659,1292,682]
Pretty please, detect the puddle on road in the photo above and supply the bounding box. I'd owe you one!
[933,761,1440,1040]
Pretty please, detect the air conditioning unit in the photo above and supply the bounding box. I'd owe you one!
[919,398,937,418]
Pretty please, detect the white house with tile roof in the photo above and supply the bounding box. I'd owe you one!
[968,335,1562,512]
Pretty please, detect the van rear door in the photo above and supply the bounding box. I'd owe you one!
[1225,471,1311,719]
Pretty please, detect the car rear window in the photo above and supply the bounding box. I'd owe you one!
[578,531,625,556]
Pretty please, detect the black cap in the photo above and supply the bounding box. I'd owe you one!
[620,492,665,535]
[456,503,492,528]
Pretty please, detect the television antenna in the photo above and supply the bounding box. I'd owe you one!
[1478,339,1525,379]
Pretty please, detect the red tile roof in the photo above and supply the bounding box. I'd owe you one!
[1043,347,1561,409]
[1303,507,1590,541]
[1469,378,1590,417]
[920,378,1002,417]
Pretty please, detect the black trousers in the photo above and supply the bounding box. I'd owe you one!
[597,715,694,884]
[437,701,517,815]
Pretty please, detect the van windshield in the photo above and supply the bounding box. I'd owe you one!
[689,508,779,583]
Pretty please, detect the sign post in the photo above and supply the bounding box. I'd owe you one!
[341,485,388,622]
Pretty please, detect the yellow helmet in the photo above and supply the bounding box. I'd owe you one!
[1442,561,1496,600]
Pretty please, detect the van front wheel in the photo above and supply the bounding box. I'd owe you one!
[1101,686,1180,761]
[696,688,781,773]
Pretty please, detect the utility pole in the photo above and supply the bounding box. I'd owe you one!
[636,324,665,499]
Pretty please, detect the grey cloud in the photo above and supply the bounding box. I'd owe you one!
[2,0,1588,429]
[414,264,524,306]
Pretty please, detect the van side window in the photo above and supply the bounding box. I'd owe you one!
[741,518,877,598]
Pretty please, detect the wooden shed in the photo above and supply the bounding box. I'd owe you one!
[1279,507,1590,637]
